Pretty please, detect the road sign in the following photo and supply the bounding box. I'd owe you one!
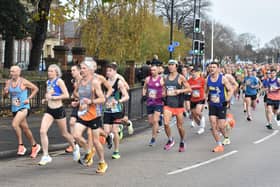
[168,45,174,52]
[172,41,180,47]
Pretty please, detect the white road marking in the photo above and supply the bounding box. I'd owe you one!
[253,130,279,144]
[167,150,238,175]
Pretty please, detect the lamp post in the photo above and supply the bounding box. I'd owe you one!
[191,0,197,65]
[169,0,174,59]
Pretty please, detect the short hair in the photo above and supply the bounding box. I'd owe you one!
[48,64,62,77]
[71,64,80,70]
[106,63,117,70]
[81,57,95,70]
[210,62,220,67]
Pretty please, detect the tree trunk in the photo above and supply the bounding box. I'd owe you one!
[28,0,52,70]
[4,35,14,69]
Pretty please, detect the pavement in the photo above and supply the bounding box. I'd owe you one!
[0,109,150,159]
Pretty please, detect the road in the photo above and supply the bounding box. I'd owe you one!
[0,99,280,187]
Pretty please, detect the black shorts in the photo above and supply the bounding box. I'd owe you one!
[209,105,227,119]
[146,105,163,115]
[46,106,66,119]
[70,107,78,118]
[103,112,124,125]
[245,94,257,100]
[263,94,267,103]
[76,117,102,130]
[12,108,30,117]
[266,99,279,110]
[190,100,205,109]
[184,94,191,101]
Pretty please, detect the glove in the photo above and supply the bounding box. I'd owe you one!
[141,96,147,103]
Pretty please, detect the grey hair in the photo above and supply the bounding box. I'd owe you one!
[48,64,62,78]
[81,57,96,71]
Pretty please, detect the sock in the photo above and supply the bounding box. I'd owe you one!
[217,141,222,146]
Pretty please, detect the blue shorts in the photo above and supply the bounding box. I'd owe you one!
[147,105,163,115]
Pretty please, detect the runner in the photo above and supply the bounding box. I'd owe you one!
[242,67,260,121]
[142,64,165,146]
[65,64,82,153]
[206,62,233,152]
[4,65,41,158]
[163,59,192,152]
[188,68,206,134]
[38,64,79,166]
[103,63,130,159]
[265,68,280,129]
[72,60,108,173]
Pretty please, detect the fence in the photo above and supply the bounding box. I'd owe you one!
[0,81,146,119]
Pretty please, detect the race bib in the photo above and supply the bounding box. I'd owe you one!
[77,101,88,117]
[12,97,21,107]
[192,90,200,98]
[148,89,157,99]
[210,94,220,103]
[166,86,176,96]
[105,97,121,113]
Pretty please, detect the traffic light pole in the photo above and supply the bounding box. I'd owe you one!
[191,0,197,65]
[169,0,174,59]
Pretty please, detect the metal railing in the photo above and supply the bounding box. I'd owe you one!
[0,81,146,119]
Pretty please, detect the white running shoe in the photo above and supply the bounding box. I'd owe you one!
[197,127,205,135]
[190,120,196,128]
[38,155,52,166]
[127,120,134,135]
[73,144,80,162]
[222,138,231,145]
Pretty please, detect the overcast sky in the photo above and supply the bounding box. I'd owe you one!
[211,0,280,47]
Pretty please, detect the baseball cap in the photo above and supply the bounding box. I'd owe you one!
[168,59,178,65]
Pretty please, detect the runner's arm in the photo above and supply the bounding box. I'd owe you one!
[118,80,129,103]
[91,80,105,105]
[222,76,234,102]
[22,79,39,100]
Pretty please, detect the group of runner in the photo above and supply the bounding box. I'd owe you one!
[3,57,280,174]
[142,60,280,153]
[4,58,133,174]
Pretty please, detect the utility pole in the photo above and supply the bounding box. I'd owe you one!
[169,0,174,59]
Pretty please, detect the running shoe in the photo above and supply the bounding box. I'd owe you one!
[190,120,196,128]
[222,138,231,145]
[149,138,156,146]
[30,144,41,159]
[127,120,134,135]
[38,155,52,166]
[17,145,27,156]
[65,145,73,153]
[106,133,113,149]
[247,116,252,121]
[197,127,205,135]
[80,148,95,167]
[96,161,108,174]
[73,143,80,162]
[164,138,175,151]
[266,124,273,130]
[178,142,185,152]
[118,124,124,140]
[212,145,224,152]
[112,151,121,159]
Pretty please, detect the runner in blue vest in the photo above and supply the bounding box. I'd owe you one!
[206,62,234,152]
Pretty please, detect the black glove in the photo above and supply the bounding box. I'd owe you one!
[141,96,147,103]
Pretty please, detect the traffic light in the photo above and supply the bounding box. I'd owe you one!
[199,41,205,55]
[193,40,200,55]
[194,18,201,33]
